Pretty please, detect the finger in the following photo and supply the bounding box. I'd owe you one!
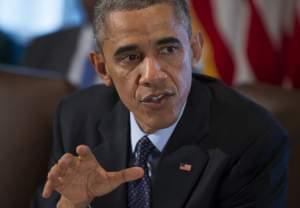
[76,145,96,160]
[76,145,105,172]
[108,167,144,187]
[47,164,62,180]
[43,177,64,199]
[42,180,54,198]
[57,153,76,176]
[43,160,67,199]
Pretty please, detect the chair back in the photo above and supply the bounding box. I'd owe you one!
[0,66,75,208]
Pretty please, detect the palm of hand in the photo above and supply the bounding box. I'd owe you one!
[56,155,125,205]
[56,156,101,204]
[43,145,144,206]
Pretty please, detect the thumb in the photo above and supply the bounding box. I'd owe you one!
[107,167,144,187]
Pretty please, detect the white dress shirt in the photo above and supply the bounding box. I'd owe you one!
[130,102,186,153]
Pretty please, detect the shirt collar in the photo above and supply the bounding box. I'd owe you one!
[130,103,186,153]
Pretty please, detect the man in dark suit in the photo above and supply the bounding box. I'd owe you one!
[38,0,288,208]
[21,0,98,87]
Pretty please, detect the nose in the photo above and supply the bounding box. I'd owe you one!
[139,56,167,86]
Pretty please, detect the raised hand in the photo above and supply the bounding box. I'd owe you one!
[42,145,144,206]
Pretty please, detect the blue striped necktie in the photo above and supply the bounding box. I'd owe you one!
[128,136,155,208]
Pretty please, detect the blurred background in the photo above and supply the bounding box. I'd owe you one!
[190,0,300,88]
[0,0,84,43]
[0,0,299,207]
[0,0,84,63]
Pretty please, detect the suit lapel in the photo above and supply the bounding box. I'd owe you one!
[92,101,130,208]
[153,80,211,208]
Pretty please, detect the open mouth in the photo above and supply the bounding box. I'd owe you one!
[140,90,175,104]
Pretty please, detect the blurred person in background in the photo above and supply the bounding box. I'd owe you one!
[0,30,23,65]
[21,0,99,88]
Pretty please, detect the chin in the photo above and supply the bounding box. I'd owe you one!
[145,115,178,133]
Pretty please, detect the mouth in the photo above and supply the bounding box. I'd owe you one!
[140,90,175,105]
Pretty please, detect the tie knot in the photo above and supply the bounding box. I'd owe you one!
[134,136,155,166]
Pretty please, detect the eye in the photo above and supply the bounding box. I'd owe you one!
[127,54,140,61]
[160,46,179,55]
[121,53,142,64]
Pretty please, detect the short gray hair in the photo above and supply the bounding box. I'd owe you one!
[93,0,192,50]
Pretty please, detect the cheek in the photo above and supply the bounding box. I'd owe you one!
[175,54,193,99]
[113,73,139,107]
[172,52,193,90]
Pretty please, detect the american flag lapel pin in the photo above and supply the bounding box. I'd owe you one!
[179,163,192,172]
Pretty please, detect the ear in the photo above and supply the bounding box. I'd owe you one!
[190,32,203,68]
[89,52,113,87]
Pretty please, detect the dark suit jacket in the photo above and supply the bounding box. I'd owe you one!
[21,26,82,75]
[32,74,288,208]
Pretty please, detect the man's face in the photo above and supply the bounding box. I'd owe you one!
[92,3,201,133]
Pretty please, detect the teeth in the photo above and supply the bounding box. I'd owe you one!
[152,95,164,101]
[142,94,164,102]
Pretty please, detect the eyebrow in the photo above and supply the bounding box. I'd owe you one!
[114,45,139,57]
[156,37,181,46]
[113,37,182,57]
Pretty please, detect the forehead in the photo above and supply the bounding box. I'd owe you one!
[101,3,187,48]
